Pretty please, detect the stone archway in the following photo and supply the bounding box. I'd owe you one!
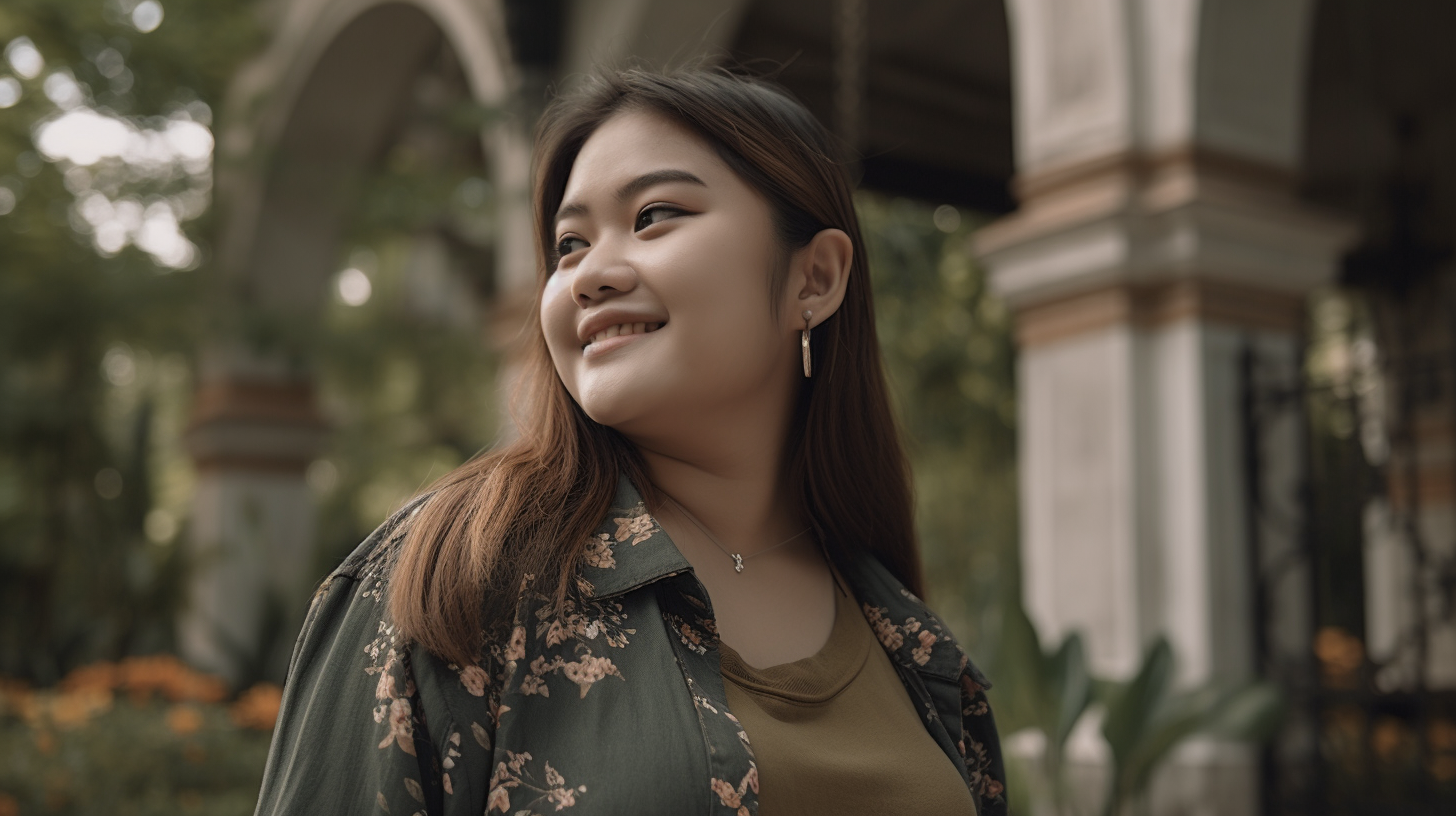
[181,0,519,684]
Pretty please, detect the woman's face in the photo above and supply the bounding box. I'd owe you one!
[540,110,799,440]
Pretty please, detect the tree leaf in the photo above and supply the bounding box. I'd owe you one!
[1202,681,1283,741]
[1101,637,1175,764]
[1048,631,1093,752]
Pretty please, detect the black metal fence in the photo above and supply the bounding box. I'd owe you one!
[1241,313,1456,815]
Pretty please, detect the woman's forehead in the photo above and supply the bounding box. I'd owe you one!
[562,110,728,201]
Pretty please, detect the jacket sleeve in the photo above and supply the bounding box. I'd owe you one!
[254,572,444,816]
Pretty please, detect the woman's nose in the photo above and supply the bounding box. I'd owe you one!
[570,244,638,307]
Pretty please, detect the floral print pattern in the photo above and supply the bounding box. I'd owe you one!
[710,767,760,816]
[863,603,951,665]
[256,481,1006,816]
[612,504,657,545]
[489,751,588,814]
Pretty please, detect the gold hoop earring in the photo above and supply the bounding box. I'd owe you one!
[801,310,813,378]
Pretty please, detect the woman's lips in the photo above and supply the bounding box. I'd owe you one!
[581,322,664,359]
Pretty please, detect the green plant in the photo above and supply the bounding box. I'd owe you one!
[0,657,280,815]
[988,598,1282,816]
[1098,638,1282,816]
[988,597,1094,815]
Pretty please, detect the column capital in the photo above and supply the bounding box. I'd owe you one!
[975,146,1358,331]
[185,378,328,474]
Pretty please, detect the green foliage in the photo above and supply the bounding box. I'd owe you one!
[860,194,1019,653]
[0,656,277,815]
[993,597,1095,814]
[0,1,262,683]
[991,606,1282,816]
[304,61,501,576]
[1096,638,1282,816]
[0,701,271,816]
[308,232,501,577]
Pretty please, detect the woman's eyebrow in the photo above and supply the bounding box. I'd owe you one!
[614,168,705,202]
[555,169,707,225]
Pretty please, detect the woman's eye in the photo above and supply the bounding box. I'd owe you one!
[556,235,588,257]
[634,205,683,232]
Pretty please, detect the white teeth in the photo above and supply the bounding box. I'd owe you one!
[586,322,663,345]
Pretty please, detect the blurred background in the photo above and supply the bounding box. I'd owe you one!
[0,0,1453,814]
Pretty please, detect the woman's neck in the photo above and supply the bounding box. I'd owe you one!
[632,423,805,557]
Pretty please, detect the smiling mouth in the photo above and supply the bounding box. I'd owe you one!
[584,322,664,348]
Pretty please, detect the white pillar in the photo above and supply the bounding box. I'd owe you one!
[978,149,1351,816]
[991,2,1347,810]
[181,356,327,685]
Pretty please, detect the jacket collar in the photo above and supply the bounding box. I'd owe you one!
[578,476,988,687]
[575,477,692,599]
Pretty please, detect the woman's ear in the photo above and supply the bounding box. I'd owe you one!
[788,228,852,329]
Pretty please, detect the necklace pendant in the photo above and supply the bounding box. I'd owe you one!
[732,553,744,573]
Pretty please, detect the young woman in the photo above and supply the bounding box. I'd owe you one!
[255,68,1005,816]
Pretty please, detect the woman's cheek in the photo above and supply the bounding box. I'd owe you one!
[540,276,579,387]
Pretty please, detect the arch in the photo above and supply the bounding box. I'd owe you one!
[215,0,517,312]
[559,0,754,81]
[183,0,517,683]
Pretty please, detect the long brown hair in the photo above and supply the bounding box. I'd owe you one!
[389,68,919,665]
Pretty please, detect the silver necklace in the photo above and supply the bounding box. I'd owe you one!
[663,496,812,573]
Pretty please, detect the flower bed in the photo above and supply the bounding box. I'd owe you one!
[0,656,278,816]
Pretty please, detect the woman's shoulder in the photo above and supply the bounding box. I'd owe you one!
[316,491,436,601]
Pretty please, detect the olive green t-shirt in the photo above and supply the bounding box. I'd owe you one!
[719,572,979,815]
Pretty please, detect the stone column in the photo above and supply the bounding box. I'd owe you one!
[181,362,327,686]
[984,2,1352,811]
[976,151,1352,813]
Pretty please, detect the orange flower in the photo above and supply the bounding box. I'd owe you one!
[231,683,283,730]
[166,704,204,735]
[1430,718,1456,751]
[1314,628,1364,687]
[613,512,655,545]
[59,662,120,695]
[1371,717,1410,761]
[117,655,227,704]
[911,630,938,665]
[50,688,113,728]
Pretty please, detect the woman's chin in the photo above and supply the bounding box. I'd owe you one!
[576,390,652,431]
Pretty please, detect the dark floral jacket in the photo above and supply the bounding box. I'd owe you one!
[253,478,1006,816]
